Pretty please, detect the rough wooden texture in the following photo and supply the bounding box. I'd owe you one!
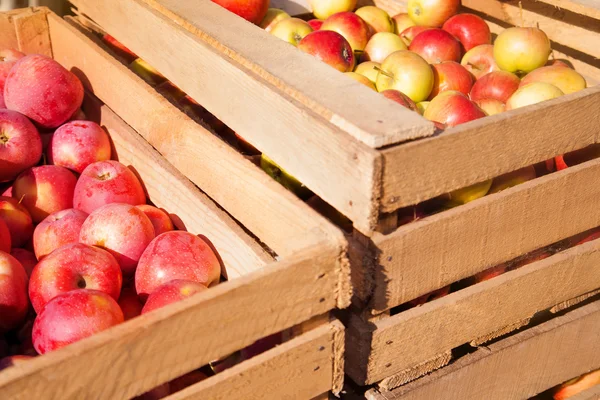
[568,382,600,400]
[83,96,273,279]
[376,351,452,391]
[373,156,600,312]
[166,320,344,400]
[365,300,600,400]
[536,0,600,20]
[348,236,600,385]
[0,7,51,55]
[551,288,600,313]
[469,317,531,346]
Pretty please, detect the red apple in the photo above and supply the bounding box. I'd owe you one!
[210,0,269,25]
[32,289,124,354]
[519,65,586,95]
[136,204,174,236]
[4,54,84,129]
[468,264,507,284]
[474,98,505,116]
[381,89,419,112]
[442,13,491,52]
[270,18,313,46]
[80,203,155,276]
[470,70,520,103]
[407,0,460,27]
[0,196,33,248]
[102,34,138,63]
[428,61,473,99]
[360,32,407,64]
[259,8,290,32]
[493,27,551,73]
[118,284,143,321]
[135,231,221,299]
[488,166,537,194]
[551,145,600,172]
[321,12,373,53]
[392,13,415,35]
[48,121,111,174]
[553,369,600,400]
[0,251,28,333]
[424,90,486,127]
[309,0,357,20]
[298,30,355,72]
[506,82,563,110]
[461,44,500,80]
[355,6,394,33]
[141,279,207,314]
[0,218,9,252]
[0,49,25,108]
[0,355,32,371]
[308,19,323,30]
[399,26,430,46]
[169,370,208,393]
[409,28,462,64]
[129,58,166,87]
[376,50,434,102]
[74,160,147,214]
[10,248,36,277]
[0,109,42,182]
[33,208,88,260]
[13,165,77,223]
[29,243,122,313]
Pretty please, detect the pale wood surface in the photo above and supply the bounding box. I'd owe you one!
[536,0,600,20]
[366,300,600,400]
[166,320,344,400]
[376,351,452,391]
[568,383,600,400]
[349,236,600,384]
[551,288,600,313]
[12,6,52,56]
[374,150,600,312]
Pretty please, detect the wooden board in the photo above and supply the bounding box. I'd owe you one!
[372,155,600,312]
[536,0,600,21]
[568,383,600,400]
[166,320,344,400]
[365,299,600,400]
[347,237,600,384]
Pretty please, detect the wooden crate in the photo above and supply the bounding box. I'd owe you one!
[0,7,350,400]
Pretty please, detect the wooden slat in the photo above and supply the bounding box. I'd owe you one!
[46,14,350,265]
[348,237,600,384]
[536,0,600,20]
[0,243,341,400]
[166,320,344,400]
[376,351,452,391]
[0,8,19,49]
[568,382,600,400]
[83,96,273,279]
[12,6,52,57]
[373,156,600,311]
[365,299,600,400]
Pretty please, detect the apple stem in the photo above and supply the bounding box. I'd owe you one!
[18,194,25,205]
[374,66,393,79]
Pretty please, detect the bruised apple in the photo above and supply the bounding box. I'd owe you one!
[298,30,355,72]
[141,279,207,314]
[0,109,42,182]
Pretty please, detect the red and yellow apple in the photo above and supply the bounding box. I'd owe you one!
[355,6,394,33]
[298,30,355,72]
[0,218,10,252]
[468,264,507,284]
[423,90,486,127]
[270,18,313,46]
[33,208,88,260]
[442,13,491,51]
[474,98,505,115]
[392,13,415,35]
[381,89,419,112]
[361,32,407,64]
[259,8,290,32]
[321,11,372,53]
[520,65,586,95]
[0,109,42,182]
[0,251,28,333]
[461,44,500,80]
[0,196,33,248]
[470,70,520,103]
[136,204,174,236]
[399,25,430,45]
[493,27,551,73]
[407,0,460,27]
[210,0,269,24]
[309,0,357,20]
[129,58,166,87]
[345,71,377,90]
[428,61,473,99]
[553,369,600,400]
[409,28,462,64]
[102,34,137,63]
[141,279,207,314]
[376,50,434,102]
[506,82,564,110]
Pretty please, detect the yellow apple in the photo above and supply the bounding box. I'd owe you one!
[361,32,407,64]
[309,0,357,20]
[445,179,493,206]
[392,13,415,35]
[488,165,537,194]
[345,72,377,90]
[506,82,564,110]
[416,101,429,114]
[474,98,505,116]
[520,65,586,94]
[355,6,394,33]
[270,18,313,46]
[354,61,380,83]
[260,8,291,32]
[407,0,460,27]
[493,27,551,73]
[376,50,433,102]
[129,58,166,87]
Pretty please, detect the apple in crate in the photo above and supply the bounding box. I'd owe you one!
[345,72,377,90]
[354,61,380,83]
[74,160,147,214]
[355,6,394,33]
[445,179,493,205]
[506,82,564,110]
[141,279,207,314]
[429,61,473,99]
[470,70,520,103]
[270,18,313,46]
[493,27,551,73]
[488,166,537,194]
[0,218,10,252]
[33,208,88,260]
[381,90,419,112]
[309,0,357,20]
[553,369,600,400]
[409,28,462,64]
[118,284,143,321]
[520,65,586,95]
[48,121,111,174]
[211,0,269,24]
[298,30,355,72]
[32,289,124,354]
[13,165,77,223]
[442,13,491,52]
[407,0,460,27]
[361,32,407,64]
[260,154,313,200]
[135,205,174,236]
[4,54,84,128]
[392,13,415,35]
[135,231,221,299]
[29,243,122,313]
[321,12,372,53]
[376,50,434,103]
[423,90,486,127]
[0,109,42,182]
[461,44,499,80]
[0,196,33,248]
[0,49,25,108]
[259,8,290,32]
[308,19,323,30]
[474,98,505,116]
[10,248,36,277]
[102,34,138,63]
[400,26,430,46]
[0,251,28,333]
[468,264,507,284]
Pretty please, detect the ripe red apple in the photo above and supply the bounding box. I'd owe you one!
[474,98,505,115]
[493,27,551,73]
[381,90,419,112]
[361,32,407,64]
[32,289,124,354]
[129,58,166,87]
[80,203,155,276]
[488,165,537,194]
[135,204,174,236]
[259,8,290,32]
[468,264,507,285]
[0,251,28,333]
[506,82,563,110]
[135,231,221,299]
[211,0,269,24]
[270,18,313,46]
[74,160,147,214]
[141,279,207,314]
[4,54,84,129]
[399,26,430,46]
[550,145,600,173]
[461,44,500,80]
[298,30,355,72]
[428,61,473,99]
[553,369,600,400]
[442,13,491,52]
[409,28,462,64]
[392,13,415,35]
[470,70,520,103]
[355,6,394,33]
[0,218,9,253]
[308,19,323,30]
[48,121,111,174]
[0,109,42,182]
[407,0,460,27]
[424,90,486,127]
[0,49,25,108]
[309,0,357,20]
[376,50,434,102]
[118,285,143,321]
[10,248,36,277]
[345,72,377,90]
[354,61,380,83]
[520,65,586,95]
[29,243,122,313]
[13,165,77,223]
[33,208,88,260]
[321,12,372,53]
[102,34,138,63]
[0,196,33,248]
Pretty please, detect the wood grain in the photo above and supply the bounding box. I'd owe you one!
[535,0,600,20]
[376,351,452,391]
[349,236,600,385]
[166,320,344,400]
[12,6,52,56]
[568,382,600,400]
[366,299,600,400]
